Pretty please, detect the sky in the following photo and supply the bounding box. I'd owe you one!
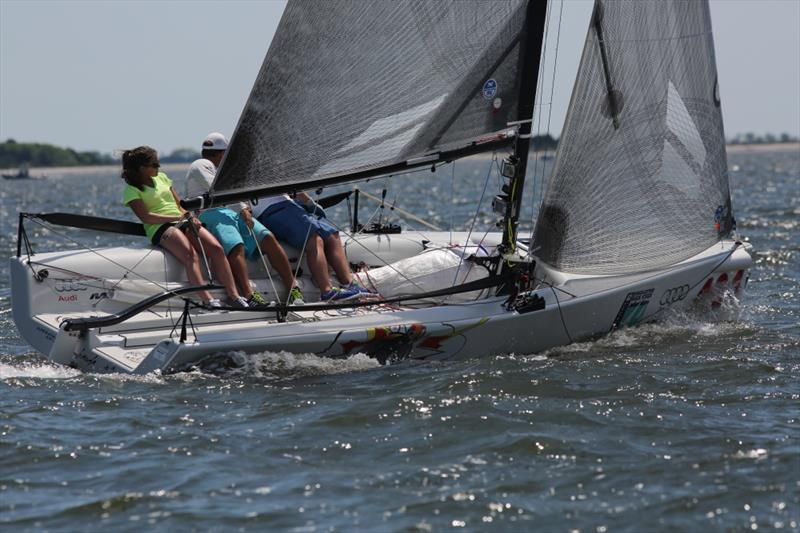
[1,0,798,155]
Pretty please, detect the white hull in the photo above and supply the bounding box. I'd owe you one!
[10,232,752,374]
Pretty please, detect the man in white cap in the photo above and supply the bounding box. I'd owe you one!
[185,132,304,306]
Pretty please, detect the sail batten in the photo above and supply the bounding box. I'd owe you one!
[208,0,532,205]
[533,0,732,275]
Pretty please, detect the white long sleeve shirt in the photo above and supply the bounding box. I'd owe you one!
[184,158,248,213]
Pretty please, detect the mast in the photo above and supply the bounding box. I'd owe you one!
[500,0,548,253]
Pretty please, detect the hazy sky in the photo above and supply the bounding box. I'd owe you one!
[1,0,798,154]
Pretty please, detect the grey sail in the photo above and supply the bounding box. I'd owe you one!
[209,0,531,205]
[532,0,733,275]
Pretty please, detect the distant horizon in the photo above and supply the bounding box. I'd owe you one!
[2,139,798,173]
[3,132,800,160]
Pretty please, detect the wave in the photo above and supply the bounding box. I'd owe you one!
[0,360,82,380]
[188,349,381,380]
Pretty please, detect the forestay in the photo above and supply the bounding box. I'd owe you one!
[533,0,734,275]
[208,0,530,204]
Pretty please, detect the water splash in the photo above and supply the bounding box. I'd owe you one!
[191,349,381,380]
[542,303,750,358]
[0,360,81,380]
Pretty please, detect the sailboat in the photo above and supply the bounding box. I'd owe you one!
[9,0,752,374]
[3,162,37,180]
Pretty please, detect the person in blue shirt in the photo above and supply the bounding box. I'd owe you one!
[185,133,304,305]
[251,192,373,302]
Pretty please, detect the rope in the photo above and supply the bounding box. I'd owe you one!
[356,189,441,231]
[25,216,169,291]
[324,215,431,296]
[452,153,497,287]
[184,215,214,284]
[244,219,280,303]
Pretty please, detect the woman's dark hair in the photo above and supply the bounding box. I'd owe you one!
[121,146,159,190]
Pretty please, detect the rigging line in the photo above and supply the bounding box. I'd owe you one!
[352,204,383,237]
[245,221,280,305]
[536,242,742,306]
[325,217,431,295]
[184,216,215,284]
[356,189,441,231]
[452,153,497,287]
[450,159,455,245]
[549,284,574,344]
[531,274,577,298]
[24,217,171,291]
[159,246,176,324]
[644,242,742,323]
[292,207,315,295]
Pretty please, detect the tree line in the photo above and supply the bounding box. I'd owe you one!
[5,131,792,169]
[0,135,560,169]
[0,139,199,168]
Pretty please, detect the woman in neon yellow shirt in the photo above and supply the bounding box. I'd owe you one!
[122,146,247,308]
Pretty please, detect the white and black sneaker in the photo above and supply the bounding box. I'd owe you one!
[230,296,250,309]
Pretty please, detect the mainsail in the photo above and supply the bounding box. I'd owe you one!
[533,0,733,275]
[204,0,536,206]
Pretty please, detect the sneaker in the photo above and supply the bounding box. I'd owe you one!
[247,290,268,307]
[205,298,223,309]
[288,286,305,305]
[345,281,374,294]
[320,286,360,302]
[230,296,250,308]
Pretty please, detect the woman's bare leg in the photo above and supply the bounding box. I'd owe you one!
[187,226,241,301]
[159,227,213,302]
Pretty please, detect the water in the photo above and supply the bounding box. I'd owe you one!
[1,148,798,531]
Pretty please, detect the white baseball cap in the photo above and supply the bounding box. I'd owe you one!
[202,132,228,150]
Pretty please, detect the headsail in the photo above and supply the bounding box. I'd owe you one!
[205,0,534,206]
[533,0,733,275]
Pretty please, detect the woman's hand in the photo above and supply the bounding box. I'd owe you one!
[182,212,202,228]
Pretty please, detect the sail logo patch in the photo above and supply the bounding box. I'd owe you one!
[482,79,497,100]
[612,288,654,329]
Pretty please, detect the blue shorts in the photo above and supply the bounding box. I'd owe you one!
[257,200,337,249]
[198,208,270,260]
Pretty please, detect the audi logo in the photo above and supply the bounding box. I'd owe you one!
[53,279,88,293]
[660,284,690,306]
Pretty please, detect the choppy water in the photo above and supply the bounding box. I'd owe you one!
[0,149,798,531]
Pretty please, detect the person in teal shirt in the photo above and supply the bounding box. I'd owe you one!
[121,145,247,308]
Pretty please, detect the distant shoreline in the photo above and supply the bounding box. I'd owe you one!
[725,142,800,154]
[2,142,797,175]
[0,162,191,177]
